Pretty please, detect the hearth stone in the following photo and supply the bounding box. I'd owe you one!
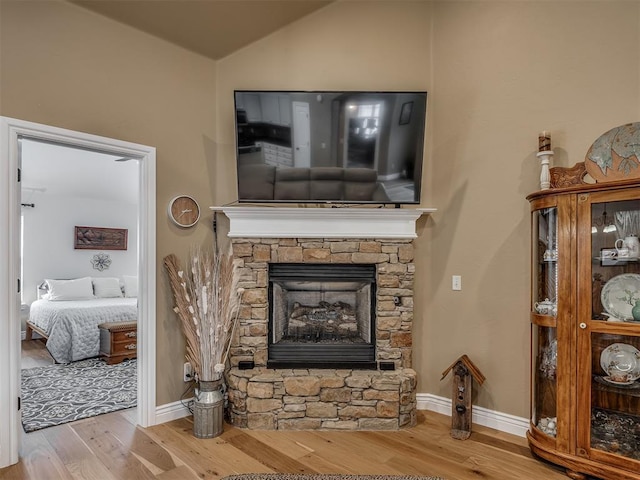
[225,237,417,431]
[226,367,417,430]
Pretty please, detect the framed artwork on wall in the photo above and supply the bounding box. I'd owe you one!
[74,226,128,250]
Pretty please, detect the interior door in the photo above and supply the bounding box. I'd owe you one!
[292,101,311,168]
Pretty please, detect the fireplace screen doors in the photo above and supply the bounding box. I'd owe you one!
[268,263,377,368]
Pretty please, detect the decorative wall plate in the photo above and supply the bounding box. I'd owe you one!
[585,122,640,182]
[600,273,640,320]
[599,343,640,383]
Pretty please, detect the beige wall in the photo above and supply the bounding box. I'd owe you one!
[427,1,639,416]
[0,0,218,405]
[216,0,640,419]
[214,1,434,202]
[2,0,639,419]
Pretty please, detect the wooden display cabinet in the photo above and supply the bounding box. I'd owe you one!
[527,176,640,479]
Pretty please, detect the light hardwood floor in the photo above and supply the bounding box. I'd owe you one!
[20,339,55,369]
[1,409,576,480]
[3,342,577,480]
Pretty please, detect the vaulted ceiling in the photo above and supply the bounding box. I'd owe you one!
[70,0,333,60]
[22,1,333,204]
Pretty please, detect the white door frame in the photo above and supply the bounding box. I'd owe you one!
[0,117,157,467]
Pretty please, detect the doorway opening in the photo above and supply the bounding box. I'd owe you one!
[343,101,382,170]
[20,139,140,429]
[0,117,156,468]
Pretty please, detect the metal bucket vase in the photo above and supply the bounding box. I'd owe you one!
[193,379,224,438]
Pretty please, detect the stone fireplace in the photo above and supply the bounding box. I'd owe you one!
[217,207,430,431]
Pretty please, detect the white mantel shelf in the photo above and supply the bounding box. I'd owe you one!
[210,206,436,239]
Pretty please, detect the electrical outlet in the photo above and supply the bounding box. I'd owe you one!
[183,362,192,382]
[452,275,462,291]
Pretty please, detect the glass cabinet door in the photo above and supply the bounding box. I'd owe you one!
[531,206,558,437]
[581,193,640,462]
[532,325,558,436]
[534,207,559,312]
[590,332,640,460]
[589,198,640,323]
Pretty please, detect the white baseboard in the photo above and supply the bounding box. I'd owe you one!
[154,397,193,424]
[416,393,529,438]
[153,392,529,438]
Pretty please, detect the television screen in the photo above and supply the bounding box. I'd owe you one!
[234,90,427,204]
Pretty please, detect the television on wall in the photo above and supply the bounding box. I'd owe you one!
[234,90,427,205]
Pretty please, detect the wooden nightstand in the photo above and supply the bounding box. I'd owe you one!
[98,321,137,365]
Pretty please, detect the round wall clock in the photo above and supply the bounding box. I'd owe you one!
[168,195,200,228]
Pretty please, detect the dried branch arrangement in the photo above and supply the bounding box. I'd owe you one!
[164,247,243,382]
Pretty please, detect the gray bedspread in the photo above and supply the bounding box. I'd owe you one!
[28,298,138,363]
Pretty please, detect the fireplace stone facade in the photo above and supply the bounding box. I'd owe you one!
[225,237,418,431]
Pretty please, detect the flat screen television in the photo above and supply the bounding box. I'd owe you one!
[234,90,427,205]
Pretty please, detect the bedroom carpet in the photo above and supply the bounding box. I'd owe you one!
[21,357,136,432]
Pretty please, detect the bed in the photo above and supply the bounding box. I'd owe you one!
[26,276,138,363]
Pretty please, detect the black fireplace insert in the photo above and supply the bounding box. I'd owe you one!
[268,263,376,369]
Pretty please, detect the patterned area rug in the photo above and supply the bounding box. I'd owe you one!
[21,358,136,432]
[222,475,446,480]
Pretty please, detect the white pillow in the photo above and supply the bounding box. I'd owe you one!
[45,277,95,301]
[92,277,123,298]
[122,275,138,298]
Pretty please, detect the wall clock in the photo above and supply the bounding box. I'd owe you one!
[168,195,200,228]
